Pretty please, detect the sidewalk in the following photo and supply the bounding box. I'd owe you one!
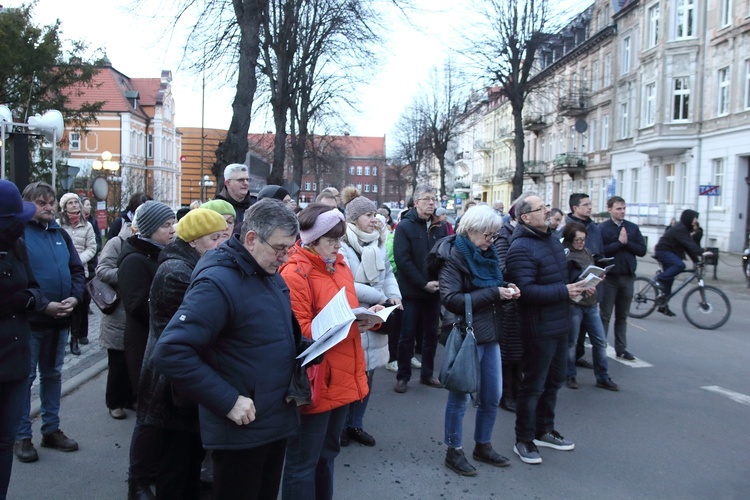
[635,252,749,295]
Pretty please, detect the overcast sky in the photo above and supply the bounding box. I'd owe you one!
[8,0,480,140]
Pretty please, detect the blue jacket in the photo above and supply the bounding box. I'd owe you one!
[505,223,570,339]
[24,220,85,329]
[565,213,603,257]
[152,235,299,450]
[600,219,647,276]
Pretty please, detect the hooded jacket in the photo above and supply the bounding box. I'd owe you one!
[280,242,369,414]
[655,209,702,262]
[153,235,299,449]
[505,223,571,339]
[393,207,447,299]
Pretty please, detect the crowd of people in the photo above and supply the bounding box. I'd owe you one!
[0,167,711,499]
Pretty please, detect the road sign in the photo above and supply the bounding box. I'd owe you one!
[699,185,721,196]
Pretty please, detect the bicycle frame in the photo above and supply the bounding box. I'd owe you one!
[659,266,704,304]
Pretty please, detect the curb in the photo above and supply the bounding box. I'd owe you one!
[29,357,109,419]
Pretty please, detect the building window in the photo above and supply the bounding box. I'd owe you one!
[652,165,660,202]
[665,163,676,204]
[745,59,750,110]
[364,166,370,176]
[372,166,377,176]
[304,182,311,191]
[589,119,597,152]
[349,166,355,175]
[601,114,609,149]
[718,67,730,116]
[356,166,362,175]
[69,132,81,151]
[592,61,600,92]
[644,83,656,126]
[617,170,625,196]
[372,184,378,193]
[680,162,688,204]
[621,36,631,74]
[673,77,690,121]
[711,158,724,207]
[675,0,696,39]
[603,54,612,87]
[648,4,660,48]
[147,134,153,158]
[631,168,640,203]
[312,182,317,191]
[619,102,629,139]
[356,182,362,191]
[364,184,370,192]
[720,0,732,27]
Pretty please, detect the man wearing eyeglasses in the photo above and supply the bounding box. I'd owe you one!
[393,184,448,393]
[216,163,256,236]
[505,193,587,465]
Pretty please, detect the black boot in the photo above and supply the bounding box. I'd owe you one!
[473,442,510,467]
[127,481,155,500]
[445,447,477,476]
[70,337,81,356]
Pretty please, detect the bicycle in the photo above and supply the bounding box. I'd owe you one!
[629,260,731,330]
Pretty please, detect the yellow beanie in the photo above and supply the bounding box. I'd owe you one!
[175,208,227,242]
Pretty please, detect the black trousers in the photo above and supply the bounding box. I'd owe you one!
[155,429,203,500]
[397,297,440,382]
[70,287,91,341]
[212,439,287,500]
[105,349,133,409]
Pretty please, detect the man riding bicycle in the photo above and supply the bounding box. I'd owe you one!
[654,209,711,316]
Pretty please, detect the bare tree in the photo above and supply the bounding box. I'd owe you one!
[393,101,430,193]
[303,134,348,197]
[385,161,412,205]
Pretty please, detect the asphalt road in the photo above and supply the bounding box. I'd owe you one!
[8,283,749,499]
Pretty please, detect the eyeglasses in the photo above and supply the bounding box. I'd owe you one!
[260,236,293,257]
[483,232,500,242]
[573,237,587,243]
[321,236,344,246]
[417,197,437,204]
[229,177,250,183]
[523,206,545,216]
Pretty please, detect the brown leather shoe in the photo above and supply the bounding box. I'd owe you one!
[41,429,78,452]
[394,379,408,393]
[419,376,443,388]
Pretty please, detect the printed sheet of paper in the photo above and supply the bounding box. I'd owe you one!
[297,287,355,366]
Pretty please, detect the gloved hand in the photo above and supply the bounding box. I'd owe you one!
[297,337,324,366]
[0,291,33,317]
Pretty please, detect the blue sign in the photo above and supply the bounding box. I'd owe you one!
[699,185,721,196]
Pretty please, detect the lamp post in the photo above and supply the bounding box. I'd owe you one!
[201,174,214,201]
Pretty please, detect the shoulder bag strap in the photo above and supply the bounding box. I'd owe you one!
[464,293,473,329]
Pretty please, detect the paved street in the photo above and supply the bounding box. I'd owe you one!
[7,255,749,499]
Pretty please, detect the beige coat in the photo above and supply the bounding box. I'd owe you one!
[96,222,133,350]
[59,218,97,278]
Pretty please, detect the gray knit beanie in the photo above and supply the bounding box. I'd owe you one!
[134,201,174,238]
[345,196,377,223]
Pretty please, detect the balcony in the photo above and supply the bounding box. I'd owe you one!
[481,174,493,185]
[497,128,514,145]
[553,153,587,177]
[558,90,590,116]
[523,161,547,182]
[523,114,547,132]
[474,139,491,153]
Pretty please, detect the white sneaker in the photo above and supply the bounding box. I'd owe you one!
[385,360,398,372]
[410,357,422,369]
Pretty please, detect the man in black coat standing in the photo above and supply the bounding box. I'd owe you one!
[599,196,647,360]
[393,184,447,393]
[505,194,586,465]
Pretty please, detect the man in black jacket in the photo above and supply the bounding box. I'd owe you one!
[599,196,647,360]
[393,184,447,393]
[505,194,586,465]
[654,209,706,316]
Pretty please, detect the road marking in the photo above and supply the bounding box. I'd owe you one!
[701,386,750,406]
[627,321,647,332]
[606,345,653,367]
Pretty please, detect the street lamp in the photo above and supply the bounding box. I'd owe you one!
[201,174,215,201]
[91,151,121,227]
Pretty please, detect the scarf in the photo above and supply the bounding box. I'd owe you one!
[138,234,166,250]
[67,211,81,226]
[345,223,385,285]
[454,234,504,288]
[302,243,337,274]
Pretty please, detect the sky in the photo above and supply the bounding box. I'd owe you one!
[8,0,477,142]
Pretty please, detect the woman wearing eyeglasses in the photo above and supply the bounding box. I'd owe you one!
[428,205,520,476]
[280,203,381,499]
[561,222,618,392]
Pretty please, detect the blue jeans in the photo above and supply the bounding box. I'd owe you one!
[17,328,68,440]
[346,370,373,429]
[444,343,502,448]
[282,405,349,500]
[654,250,686,296]
[568,305,610,383]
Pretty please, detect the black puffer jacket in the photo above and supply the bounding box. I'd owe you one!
[655,209,702,262]
[429,235,503,345]
[137,239,202,432]
[505,223,571,339]
[493,221,523,363]
[394,208,447,299]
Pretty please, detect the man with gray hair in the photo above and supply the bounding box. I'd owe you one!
[393,184,448,393]
[216,163,255,236]
[153,199,302,498]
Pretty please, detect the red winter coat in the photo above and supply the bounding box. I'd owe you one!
[280,242,369,414]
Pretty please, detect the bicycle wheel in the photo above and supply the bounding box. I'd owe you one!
[682,285,731,330]
[629,277,659,319]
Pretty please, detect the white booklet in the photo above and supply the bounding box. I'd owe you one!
[578,264,615,280]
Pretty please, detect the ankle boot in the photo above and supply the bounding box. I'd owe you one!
[445,447,477,476]
[70,337,81,356]
[473,442,511,467]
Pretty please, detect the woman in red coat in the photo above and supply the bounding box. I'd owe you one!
[280,203,380,500]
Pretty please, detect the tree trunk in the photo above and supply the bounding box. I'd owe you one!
[438,155,446,199]
[511,101,526,201]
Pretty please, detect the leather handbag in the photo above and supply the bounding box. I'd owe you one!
[86,276,119,314]
[439,293,480,395]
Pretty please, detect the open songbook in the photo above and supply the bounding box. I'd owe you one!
[296,287,397,366]
[572,263,615,302]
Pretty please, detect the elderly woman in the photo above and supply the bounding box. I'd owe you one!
[339,187,402,447]
[428,205,520,476]
[280,203,381,499]
[0,180,46,499]
[200,199,237,243]
[561,222,618,392]
[131,208,227,499]
[58,193,97,354]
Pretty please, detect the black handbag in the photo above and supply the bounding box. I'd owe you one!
[86,276,119,314]
[439,293,480,395]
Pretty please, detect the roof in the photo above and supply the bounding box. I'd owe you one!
[247,132,385,160]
